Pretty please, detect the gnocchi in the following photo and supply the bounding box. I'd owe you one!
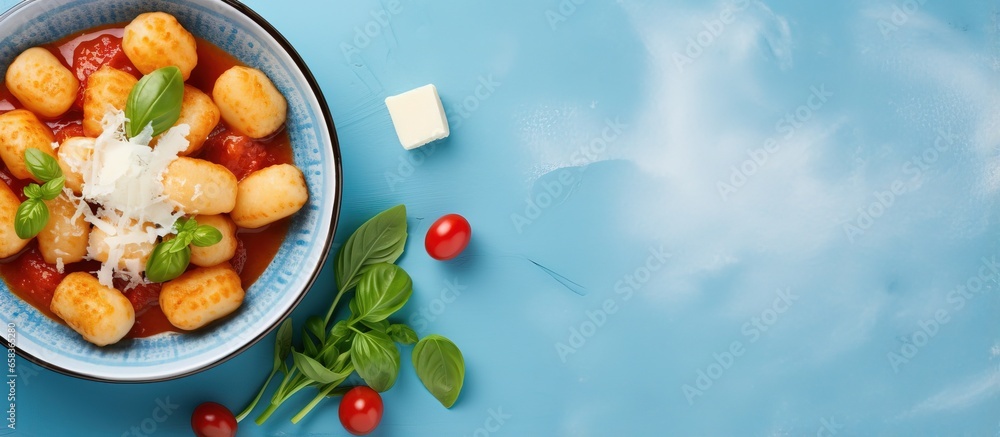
[213,66,287,138]
[38,194,90,265]
[231,164,308,229]
[161,157,238,215]
[159,264,245,330]
[50,272,135,347]
[122,12,198,80]
[190,214,237,267]
[88,220,156,272]
[159,85,220,156]
[0,109,57,182]
[83,66,138,137]
[57,136,95,194]
[5,47,79,118]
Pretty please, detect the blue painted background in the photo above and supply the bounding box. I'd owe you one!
[7,0,1000,435]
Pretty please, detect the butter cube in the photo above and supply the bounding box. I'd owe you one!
[385,84,450,150]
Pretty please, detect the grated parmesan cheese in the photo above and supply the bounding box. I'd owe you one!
[67,109,193,288]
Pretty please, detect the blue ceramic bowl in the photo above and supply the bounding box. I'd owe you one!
[0,0,341,381]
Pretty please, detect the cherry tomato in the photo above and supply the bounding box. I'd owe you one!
[71,33,139,109]
[1,248,65,307]
[338,386,383,436]
[202,126,272,180]
[425,214,472,260]
[72,34,138,81]
[191,402,237,437]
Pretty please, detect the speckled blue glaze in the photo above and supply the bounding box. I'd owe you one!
[0,0,338,381]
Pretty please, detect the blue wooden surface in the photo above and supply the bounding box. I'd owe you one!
[7,0,1000,435]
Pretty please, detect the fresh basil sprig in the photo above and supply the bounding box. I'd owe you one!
[14,149,65,239]
[239,205,467,426]
[329,204,408,320]
[145,217,222,283]
[125,66,184,139]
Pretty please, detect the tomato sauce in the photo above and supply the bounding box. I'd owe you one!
[0,25,294,338]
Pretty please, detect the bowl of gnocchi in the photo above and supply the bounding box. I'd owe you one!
[0,0,341,381]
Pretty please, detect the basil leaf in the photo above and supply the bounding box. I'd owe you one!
[125,66,184,139]
[22,184,43,200]
[303,330,318,357]
[14,198,48,239]
[334,205,407,291]
[354,263,412,323]
[274,318,293,373]
[333,350,352,372]
[412,335,465,408]
[305,316,326,343]
[348,298,360,320]
[361,319,389,333]
[38,176,65,201]
[23,148,62,182]
[387,324,418,345]
[163,232,194,253]
[318,342,340,368]
[330,320,349,339]
[163,234,192,254]
[292,351,345,385]
[191,225,222,247]
[145,242,191,283]
[174,217,197,234]
[350,330,400,392]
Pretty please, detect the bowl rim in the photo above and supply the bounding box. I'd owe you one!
[0,0,343,383]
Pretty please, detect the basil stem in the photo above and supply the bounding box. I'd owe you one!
[290,368,352,425]
[236,319,292,422]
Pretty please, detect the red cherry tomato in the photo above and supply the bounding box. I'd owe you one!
[202,126,272,180]
[72,34,138,81]
[425,214,472,260]
[2,248,65,307]
[338,386,383,436]
[70,33,139,109]
[191,402,237,437]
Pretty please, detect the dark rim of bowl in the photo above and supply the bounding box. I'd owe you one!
[0,0,343,383]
